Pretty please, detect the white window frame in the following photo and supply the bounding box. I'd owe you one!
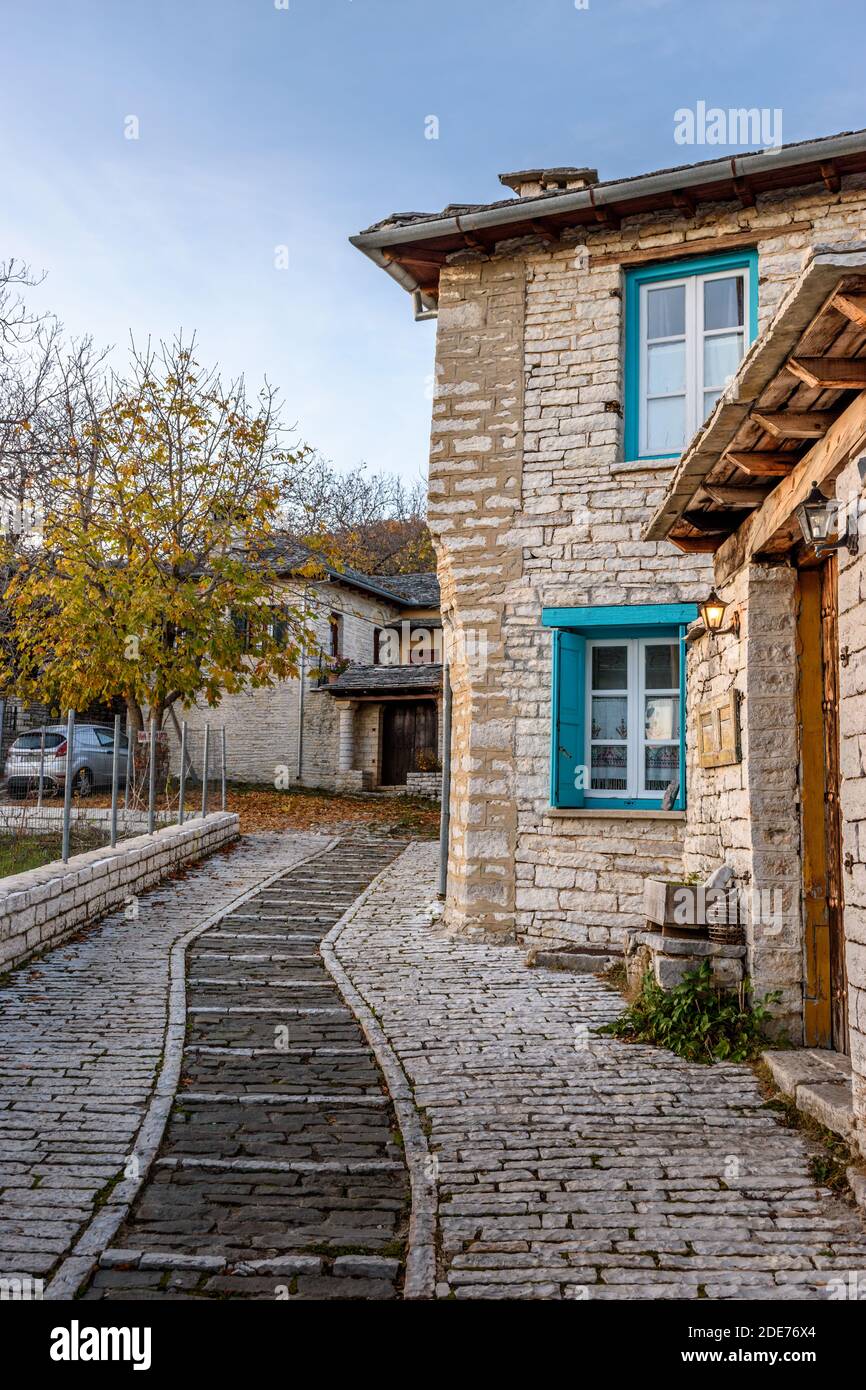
[586,637,680,800]
[638,266,751,459]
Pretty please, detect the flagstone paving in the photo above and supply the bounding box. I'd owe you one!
[334,842,866,1300]
[0,832,330,1283]
[83,836,410,1301]
[4,834,866,1302]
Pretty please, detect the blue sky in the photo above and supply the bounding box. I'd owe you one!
[2,0,864,486]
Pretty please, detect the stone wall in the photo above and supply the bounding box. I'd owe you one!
[836,451,866,1149]
[430,171,866,950]
[430,259,525,940]
[0,811,239,972]
[683,563,803,1032]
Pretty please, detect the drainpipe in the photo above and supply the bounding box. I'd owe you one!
[296,587,309,782]
[437,663,452,900]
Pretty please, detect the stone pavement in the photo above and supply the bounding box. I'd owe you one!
[335,843,866,1300]
[0,832,329,1284]
[83,836,409,1301]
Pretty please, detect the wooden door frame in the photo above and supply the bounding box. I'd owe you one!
[798,567,831,1048]
[797,558,847,1050]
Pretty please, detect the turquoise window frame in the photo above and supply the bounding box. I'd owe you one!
[544,603,698,812]
[623,249,759,462]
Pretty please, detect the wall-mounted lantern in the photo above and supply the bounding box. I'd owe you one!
[795,484,859,557]
[699,589,740,638]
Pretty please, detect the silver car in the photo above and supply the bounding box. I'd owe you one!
[2,723,129,799]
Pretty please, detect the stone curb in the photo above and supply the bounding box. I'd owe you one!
[320,847,438,1301]
[44,835,340,1301]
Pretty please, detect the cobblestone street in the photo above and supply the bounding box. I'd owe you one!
[336,843,866,1300]
[0,832,329,1286]
[2,835,866,1302]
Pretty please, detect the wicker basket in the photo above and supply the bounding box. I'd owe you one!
[706,889,745,946]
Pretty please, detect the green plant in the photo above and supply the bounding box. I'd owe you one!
[597,960,780,1064]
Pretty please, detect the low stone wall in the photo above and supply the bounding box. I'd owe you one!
[405,772,442,800]
[0,811,239,972]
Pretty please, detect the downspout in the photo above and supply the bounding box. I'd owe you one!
[437,663,452,900]
[296,586,309,782]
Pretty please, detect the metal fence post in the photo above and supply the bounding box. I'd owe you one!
[178,720,187,826]
[110,712,121,848]
[201,724,210,820]
[61,708,75,864]
[148,717,157,835]
[37,726,45,811]
[220,727,227,812]
[124,722,134,813]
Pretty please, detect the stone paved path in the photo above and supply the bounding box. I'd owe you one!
[84,836,409,1301]
[0,832,328,1282]
[336,843,866,1300]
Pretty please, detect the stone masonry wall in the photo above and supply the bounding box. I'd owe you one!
[431,172,866,951]
[430,259,526,939]
[684,563,803,1033]
[0,811,239,972]
[836,451,866,1150]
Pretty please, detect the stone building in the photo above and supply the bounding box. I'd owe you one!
[352,129,866,1149]
[172,551,442,796]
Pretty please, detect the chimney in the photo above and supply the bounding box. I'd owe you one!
[498,166,599,199]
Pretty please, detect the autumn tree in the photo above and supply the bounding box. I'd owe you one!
[285,453,434,575]
[1,337,320,735]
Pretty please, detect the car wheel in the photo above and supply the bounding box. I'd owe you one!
[74,767,94,798]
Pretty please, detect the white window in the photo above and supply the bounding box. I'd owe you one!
[638,267,750,457]
[587,638,680,799]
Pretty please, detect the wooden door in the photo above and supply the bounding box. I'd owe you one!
[798,559,847,1051]
[381,701,437,785]
[821,555,848,1051]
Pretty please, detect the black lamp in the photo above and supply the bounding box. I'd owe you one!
[699,589,740,638]
[795,483,858,557]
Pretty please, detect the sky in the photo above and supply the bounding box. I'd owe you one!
[2,0,865,488]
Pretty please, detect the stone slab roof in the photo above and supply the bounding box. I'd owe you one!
[263,536,438,609]
[325,663,442,697]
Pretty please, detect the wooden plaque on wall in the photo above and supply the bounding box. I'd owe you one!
[697,690,741,769]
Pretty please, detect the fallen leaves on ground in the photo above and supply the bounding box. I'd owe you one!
[224,785,440,838]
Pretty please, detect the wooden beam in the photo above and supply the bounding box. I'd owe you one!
[833,292,866,331]
[714,389,866,586]
[751,410,839,440]
[528,220,561,245]
[669,534,724,553]
[786,356,866,390]
[733,178,755,208]
[589,223,811,269]
[820,161,841,194]
[683,508,752,535]
[724,450,799,477]
[461,230,488,252]
[702,485,773,507]
[673,190,696,217]
[382,249,447,268]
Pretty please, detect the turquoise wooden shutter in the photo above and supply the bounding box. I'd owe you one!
[551,629,586,808]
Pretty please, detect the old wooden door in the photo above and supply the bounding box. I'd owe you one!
[821,555,848,1051]
[798,558,847,1051]
[381,701,437,785]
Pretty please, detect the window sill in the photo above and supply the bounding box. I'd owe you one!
[545,807,686,821]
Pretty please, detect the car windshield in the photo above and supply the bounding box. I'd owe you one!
[12,733,66,751]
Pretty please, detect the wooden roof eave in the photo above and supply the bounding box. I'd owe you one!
[644,248,866,545]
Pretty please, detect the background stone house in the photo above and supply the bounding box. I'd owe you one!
[353,130,866,1143]
[172,553,442,796]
